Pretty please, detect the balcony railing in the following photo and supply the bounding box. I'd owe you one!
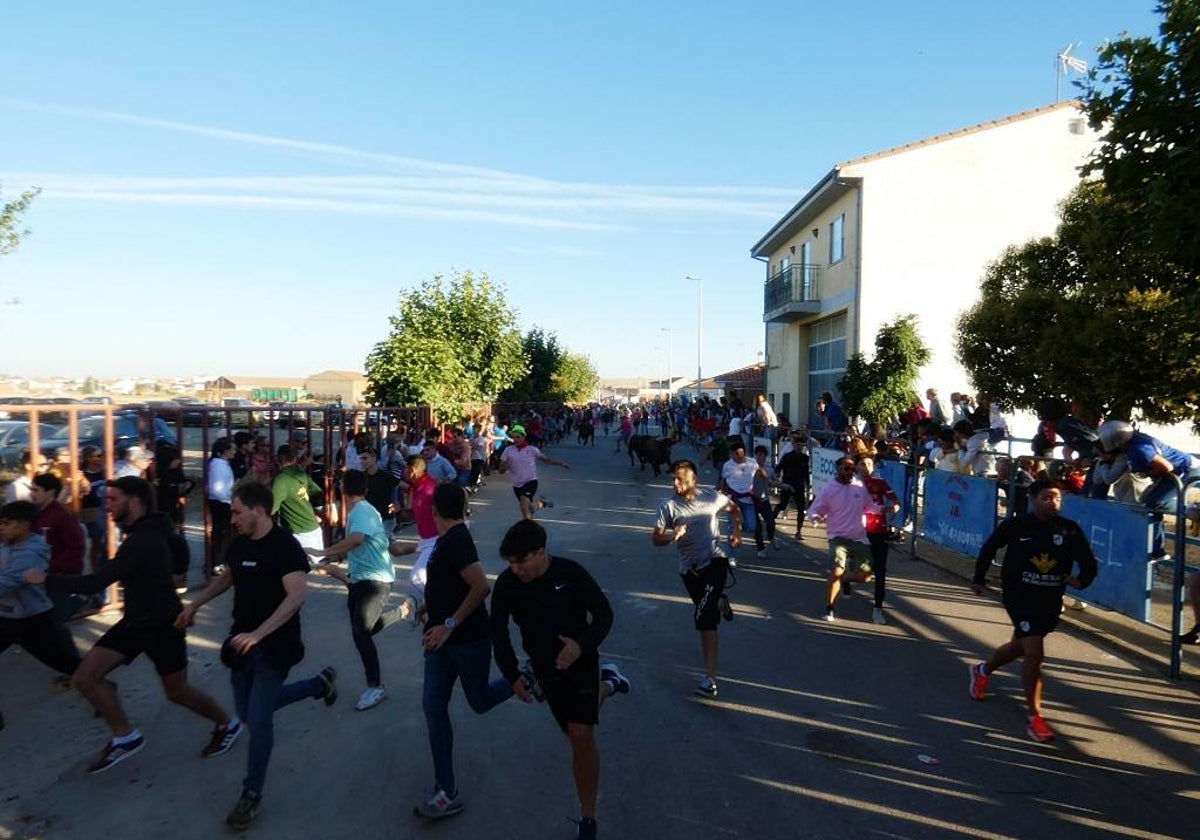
[764,264,821,317]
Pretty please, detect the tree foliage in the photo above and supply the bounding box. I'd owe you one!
[838,315,930,427]
[1,186,39,256]
[500,328,561,402]
[552,352,600,404]
[956,181,1199,426]
[365,269,527,419]
[1081,0,1200,275]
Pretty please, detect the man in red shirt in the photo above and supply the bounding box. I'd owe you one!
[856,457,900,625]
[30,473,86,624]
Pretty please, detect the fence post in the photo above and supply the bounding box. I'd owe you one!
[1169,474,1199,679]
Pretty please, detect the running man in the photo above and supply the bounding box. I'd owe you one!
[807,456,880,622]
[304,470,414,711]
[25,477,239,774]
[177,480,337,829]
[651,459,742,698]
[491,519,629,840]
[857,456,900,625]
[968,479,1097,743]
[498,424,570,521]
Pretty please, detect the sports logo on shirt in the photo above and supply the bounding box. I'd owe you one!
[1030,553,1056,574]
[1052,534,1063,546]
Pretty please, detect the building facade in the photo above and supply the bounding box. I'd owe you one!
[751,102,1102,429]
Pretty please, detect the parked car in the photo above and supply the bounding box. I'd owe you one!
[38,413,179,458]
[0,421,60,468]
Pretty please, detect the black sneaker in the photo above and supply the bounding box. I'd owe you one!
[1181,625,1199,645]
[317,667,338,706]
[600,662,631,695]
[225,790,261,830]
[87,734,145,774]
[575,816,598,840]
[201,720,242,758]
[518,661,545,702]
[717,593,733,622]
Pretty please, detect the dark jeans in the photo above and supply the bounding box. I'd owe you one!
[868,532,890,608]
[753,497,776,545]
[0,611,81,675]
[347,579,405,687]
[422,637,512,794]
[229,650,324,796]
[774,485,809,520]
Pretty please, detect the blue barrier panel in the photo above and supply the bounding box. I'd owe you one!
[875,460,911,527]
[1061,496,1153,622]
[811,446,841,499]
[924,471,998,557]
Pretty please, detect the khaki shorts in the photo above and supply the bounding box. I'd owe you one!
[830,537,873,574]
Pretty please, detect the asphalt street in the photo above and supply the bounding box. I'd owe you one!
[2,432,1198,839]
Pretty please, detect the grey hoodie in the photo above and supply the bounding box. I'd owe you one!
[0,534,53,621]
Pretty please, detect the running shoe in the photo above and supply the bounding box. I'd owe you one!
[201,720,242,757]
[355,686,387,711]
[317,666,338,707]
[225,790,261,830]
[87,734,145,774]
[694,677,718,698]
[1180,625,1199,645]
[717,593,734,622]
[872,607,888,626]
[968,663,989,701]
[414,787,464,819]
[518,661,545,702]
[601,663,631,695]
[1026,714,1056,743]
[822,610,836,623]
[575,817,598,840]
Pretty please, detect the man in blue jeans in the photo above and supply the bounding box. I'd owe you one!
[177,480,337,831]
[414,482,513,820]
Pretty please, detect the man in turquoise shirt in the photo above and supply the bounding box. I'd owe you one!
[304,470,412,711]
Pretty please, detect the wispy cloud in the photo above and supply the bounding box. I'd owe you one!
[0,100,799,228]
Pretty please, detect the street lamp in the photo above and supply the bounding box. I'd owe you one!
[685,275,702,396]
[660,327,672,398]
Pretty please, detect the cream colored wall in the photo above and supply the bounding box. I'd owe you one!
[849,107,1101,404]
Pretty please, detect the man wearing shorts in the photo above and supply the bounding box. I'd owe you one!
[491,519,629,840]
[498,424,570,521]
[807,456,880,622]
[969,480,1097,743]
[652,459,742,698]
[27,476,239,774]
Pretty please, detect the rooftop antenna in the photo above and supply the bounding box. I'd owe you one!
[1056,43,1088,102]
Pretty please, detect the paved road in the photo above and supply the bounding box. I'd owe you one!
[2,435,1198,839]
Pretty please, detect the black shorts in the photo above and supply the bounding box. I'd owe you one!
[535,656,600,733]
[1003,594,1061,639]
[512,480,539,501]
[681,557,729,632]
[96,619,189,676]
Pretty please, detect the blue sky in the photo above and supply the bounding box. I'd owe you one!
[0,1,1159,383]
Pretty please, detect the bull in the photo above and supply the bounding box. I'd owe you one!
[628,434,674,477]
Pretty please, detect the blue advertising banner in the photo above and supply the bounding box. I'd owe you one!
[875,460,911,526]
[811,446,842,499]
[923,471,998,557]
[1061,496,1153,622]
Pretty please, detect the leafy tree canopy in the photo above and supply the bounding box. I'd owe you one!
[552,352,600,404]
[365,269,527,419]
[500,328,561,403]
[838,315,930,427]
[1,186,39,256]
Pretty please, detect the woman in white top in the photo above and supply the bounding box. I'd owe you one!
[206,437,236,578]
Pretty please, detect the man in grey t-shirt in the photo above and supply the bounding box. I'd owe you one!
[652,459,742,698]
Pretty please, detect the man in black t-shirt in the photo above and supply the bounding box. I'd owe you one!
[414,483,513,822]
[491,520,629,840]
[358,447,399,529]
[967,480,1097,744]
[178,480,337,831]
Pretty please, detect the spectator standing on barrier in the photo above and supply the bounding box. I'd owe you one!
[176,479,337,830]
[652,459,742,698]
[271,445,325,554]
[756,394,779,442]
[807,456,880,622]
[775,431,811,537]
[207,437,236,579]
[1093,421,1199,561]
[968,480,1098,743]
[926,388,949,427]
[856,457,900,625]
[820,391,848,438]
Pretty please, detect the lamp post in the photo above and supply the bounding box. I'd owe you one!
[685,275,702,397]
[660,327,672,398]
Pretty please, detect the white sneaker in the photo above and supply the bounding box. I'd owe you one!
[872,608,888,625]
[355,686,387,711]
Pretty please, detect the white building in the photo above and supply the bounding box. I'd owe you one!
[751,102,1102,430]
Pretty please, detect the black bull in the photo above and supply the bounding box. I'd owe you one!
[628,434,674,476]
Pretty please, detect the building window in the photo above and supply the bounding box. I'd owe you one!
[1068,118,1085,135]
[807,314,847,426]
[829,214,845,263]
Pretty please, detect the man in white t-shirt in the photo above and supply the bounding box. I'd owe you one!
[498,425,570,521]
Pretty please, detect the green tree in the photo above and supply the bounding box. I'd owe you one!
[365,269,527,418]
[501,328,562,402]
[81,376,97,395]
[551,352,600,404]
[1081,0,1200,275]
[1,186,39,256]
[837,315,930,427]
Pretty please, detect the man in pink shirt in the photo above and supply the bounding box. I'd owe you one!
[498,425,570,521]
[807,456,880,622]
